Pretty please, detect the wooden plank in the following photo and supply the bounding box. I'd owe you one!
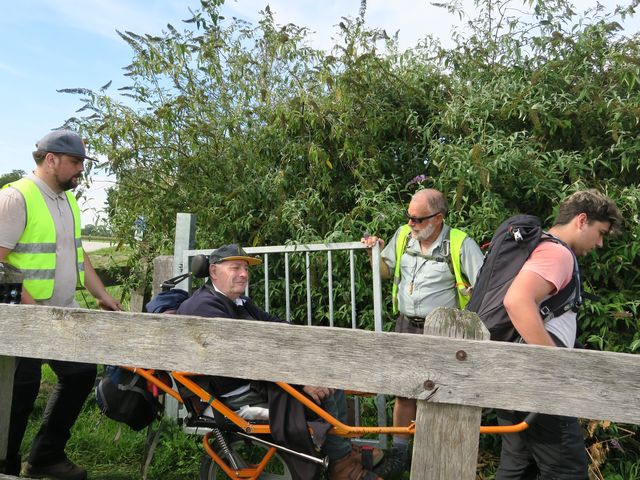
[129,284,148,313]
[411,308,489,480]
[0,304,639,424]
[0,356,14,464]
[152,256,174,296]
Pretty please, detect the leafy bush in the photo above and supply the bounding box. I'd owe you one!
[61,0,640,475]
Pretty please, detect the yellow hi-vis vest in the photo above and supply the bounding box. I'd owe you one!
[5,178,84,300]
[392,224,470,314]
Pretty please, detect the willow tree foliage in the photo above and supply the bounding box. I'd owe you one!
[64,0,640,339]
[64,0,639,472]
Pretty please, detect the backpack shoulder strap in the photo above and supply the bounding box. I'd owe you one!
[449,228,471,309]
[538,235,582,320]
[392,224,412,315]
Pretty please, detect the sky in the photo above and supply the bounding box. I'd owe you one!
[1,0,638,226]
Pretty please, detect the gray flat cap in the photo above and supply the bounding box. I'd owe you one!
[35,130,96,161]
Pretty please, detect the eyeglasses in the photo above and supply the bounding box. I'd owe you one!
[406,212,439,224]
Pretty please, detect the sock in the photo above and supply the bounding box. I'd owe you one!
[392,436,410,457]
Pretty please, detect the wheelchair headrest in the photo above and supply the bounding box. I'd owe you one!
[190,254,210,278]
[159,254,210,292]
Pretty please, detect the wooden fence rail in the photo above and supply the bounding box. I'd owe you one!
[1,302,640,479]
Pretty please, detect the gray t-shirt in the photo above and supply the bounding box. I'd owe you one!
[0,174,81,307]
[381,223,484,318]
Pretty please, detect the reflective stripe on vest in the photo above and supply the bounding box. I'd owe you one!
[449,228,471,309]
[392,224,470,313]
[5,178,85,300]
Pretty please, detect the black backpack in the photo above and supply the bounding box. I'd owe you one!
[94,256,211,431]
[466,214,582,343]
[96,366,164,431]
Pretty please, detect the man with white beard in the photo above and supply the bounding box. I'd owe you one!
[361,188,484,476]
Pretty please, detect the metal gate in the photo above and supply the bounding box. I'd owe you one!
[170,213,388,447]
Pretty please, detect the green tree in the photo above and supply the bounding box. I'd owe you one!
[62,0,640,473]
[0,169,26,187]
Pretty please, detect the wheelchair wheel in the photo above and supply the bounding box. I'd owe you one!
[199,433,294,480]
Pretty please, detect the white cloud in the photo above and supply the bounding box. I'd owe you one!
[0,62,23,77]
[35,0,187,42]
[78,175,115,226]
[222,0,638,53]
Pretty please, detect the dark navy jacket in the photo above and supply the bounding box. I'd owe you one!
[176,283,323,480]
[176,283,287,394]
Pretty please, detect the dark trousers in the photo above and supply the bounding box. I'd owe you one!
[224,383,351,461]
[495,410,588,480]
[4,357,96,474]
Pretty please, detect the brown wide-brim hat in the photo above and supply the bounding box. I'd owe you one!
[209,244,262,266]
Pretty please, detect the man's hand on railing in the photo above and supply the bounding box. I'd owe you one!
[360,234,391,278]
[360,233,385,252]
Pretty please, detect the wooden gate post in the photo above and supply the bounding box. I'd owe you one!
[0,355,15,466]
[410,307,490,479]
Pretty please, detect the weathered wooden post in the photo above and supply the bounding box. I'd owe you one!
[0,356,15,469]
[0,263,22,472]
[410,307,490,479]
[151,256,174,296]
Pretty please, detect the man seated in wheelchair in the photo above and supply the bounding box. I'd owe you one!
[176,244,385,480]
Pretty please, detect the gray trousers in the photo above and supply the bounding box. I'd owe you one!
[496,410,588,480]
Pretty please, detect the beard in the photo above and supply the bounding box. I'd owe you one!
[58,174,81,191]
[413,223,436,242]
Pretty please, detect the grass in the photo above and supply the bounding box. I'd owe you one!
[76,285,130,311]
[85,244,132,271]
[21,366,202,480]
[76,244,134,309]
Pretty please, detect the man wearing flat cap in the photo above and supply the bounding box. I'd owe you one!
[0,130,121,479]
[177,244,384,480]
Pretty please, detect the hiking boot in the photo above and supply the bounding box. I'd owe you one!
[329,449,383,480]
[21,458,87,480]
[374,447,409,479]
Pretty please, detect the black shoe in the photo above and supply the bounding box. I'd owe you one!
[374,447,409,479]
[21,458,87,480]
[0,454,21,475]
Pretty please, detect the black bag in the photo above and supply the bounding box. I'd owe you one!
[466,214,581,342]
[96,366,163,431]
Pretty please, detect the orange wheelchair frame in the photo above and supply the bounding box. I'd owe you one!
[123,366,535,480]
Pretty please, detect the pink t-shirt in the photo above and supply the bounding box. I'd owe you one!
[521,240,576,347]
[521,241,574,293]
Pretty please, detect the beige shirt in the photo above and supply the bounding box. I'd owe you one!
[381,223,484,318]
[0,174,81,307]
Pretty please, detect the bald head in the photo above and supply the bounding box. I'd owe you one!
[411,189,448,217]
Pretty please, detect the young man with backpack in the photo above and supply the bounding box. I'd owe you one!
[470,189,621,479]
[361,188,484,476]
